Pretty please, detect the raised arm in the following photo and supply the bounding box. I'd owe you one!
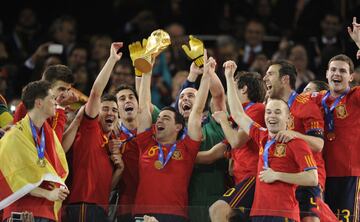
[224,61,254,135]
[85,42,123,118]
[348,17,360,49]
[212,111,250,148]
[209,70,226,112]
[137,71,153,134]
[188,50,213,141]
[62,106,84,152]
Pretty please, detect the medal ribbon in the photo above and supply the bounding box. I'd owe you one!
[244,102,255,111]
[157,142,177,168]
[321,88,349,132]
[118,123,135,146]
[287,91,298,109]
[29,119,45,161]
[263,138,275,168]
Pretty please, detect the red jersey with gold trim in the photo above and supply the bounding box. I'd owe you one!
[288,93,325,189]
[133,128,201,218]
[312,87,360,176]
[231,102,265,183]
[249,123,317,221]
[113,127,139,215]
[67,114,113,210]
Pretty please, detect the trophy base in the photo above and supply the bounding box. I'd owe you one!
[134,55,152,73]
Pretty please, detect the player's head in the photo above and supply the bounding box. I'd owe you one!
[326,54,354,95]
[156,106,185,142]
[264,60,297,98]
[235,71,266,103]
[41,64,74,99]
[99,94,119,133]
[178,87,197,120]
[265,98,290,134]
[303,80,329,93]
[22,80,56,118]
[115,84,138,123]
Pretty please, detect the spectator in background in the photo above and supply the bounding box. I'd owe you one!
[254,0,281,36]
[72,65,90,95]
[288,44,315,93]
[67,43,88,70]
[123,10,159,43]
[311,12,345,78]
[151,53,172,108]
[88,34,112,78]
[0,37,18,100]
[108,58,135,95]
[5,7,42,64]
[215,35,240,86]
[49,15,77,58]
[171,70,188,107]
[238,19,274,71]
[15,42,65,98]
[165,23,190,75]
[249,53,269,76]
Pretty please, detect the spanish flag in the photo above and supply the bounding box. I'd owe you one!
[0,115,68,220]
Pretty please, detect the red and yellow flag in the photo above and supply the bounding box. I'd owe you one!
[0,115,68,220]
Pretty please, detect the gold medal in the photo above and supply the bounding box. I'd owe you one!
[327,132,336,141]
[37,158,46,167]
[154,160,163,170]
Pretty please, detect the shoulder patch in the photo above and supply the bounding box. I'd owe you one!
[296,93,310,104]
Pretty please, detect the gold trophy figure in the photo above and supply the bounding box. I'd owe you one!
[134,29,171,73]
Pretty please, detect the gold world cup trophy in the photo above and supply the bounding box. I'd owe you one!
[134,29,171,73]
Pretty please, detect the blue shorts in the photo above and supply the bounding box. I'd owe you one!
[295,185,321,218]
[325,176,360,222]
[219,176,256,221]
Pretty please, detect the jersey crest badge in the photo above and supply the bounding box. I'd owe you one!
[172,150,183,160]
[335,104,348,119]
[274,143,286,157]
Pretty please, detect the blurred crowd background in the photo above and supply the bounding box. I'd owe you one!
[1,0,360,110]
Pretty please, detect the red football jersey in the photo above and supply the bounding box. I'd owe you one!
[288,93,326,189]
[13,102,66,141]
[312,87,360,176]
[67,114,113,210]
[249,122,317,221]
[133,128,201,218]
[114,127,139,215]
[231,102,265,184]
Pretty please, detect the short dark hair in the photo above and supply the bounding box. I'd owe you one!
[269,60,297,90]
[42,64,74,85]
[101,94,118,104]
[114,84,138,102]
[235,71,266,102]
[22,80,52,110]
[161,106,186,140]
[310,80,329,91]
[328,54,354,74]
